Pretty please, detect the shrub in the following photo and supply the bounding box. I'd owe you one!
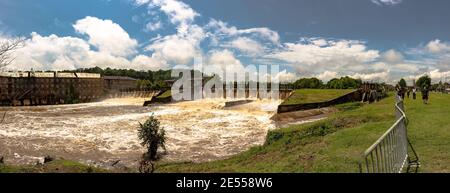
[137,114,166,173]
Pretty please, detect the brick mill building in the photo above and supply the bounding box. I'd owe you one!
[0,71,137,106]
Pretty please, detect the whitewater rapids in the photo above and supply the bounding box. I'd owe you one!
[0,98,281,169]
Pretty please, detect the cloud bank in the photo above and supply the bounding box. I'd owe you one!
[3,0,450,85]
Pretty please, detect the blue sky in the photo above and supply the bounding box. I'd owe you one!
[1,0,450,83]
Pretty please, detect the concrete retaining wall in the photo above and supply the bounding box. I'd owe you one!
[277,90,362,113]
[224,99,254,107]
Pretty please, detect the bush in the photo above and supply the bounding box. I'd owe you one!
[138,114,166,161]
[416,75,431,88]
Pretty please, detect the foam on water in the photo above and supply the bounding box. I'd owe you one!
[0,98,284,167]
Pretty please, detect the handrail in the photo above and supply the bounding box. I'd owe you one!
[359,95,417,173]
[363,117,404,156]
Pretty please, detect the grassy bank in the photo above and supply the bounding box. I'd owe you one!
[282,89,356,105]
[156,90,171,99]
[158,92,450,172]
[0,159,106,173]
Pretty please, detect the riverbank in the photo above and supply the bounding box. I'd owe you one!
[156,93,450,172]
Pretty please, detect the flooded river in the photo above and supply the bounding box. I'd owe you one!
[0,98,281,169]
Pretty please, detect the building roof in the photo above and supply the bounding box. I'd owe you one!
[0,71,101,78]
[103,76,137,81]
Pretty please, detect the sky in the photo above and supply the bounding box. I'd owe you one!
[1,0,450,84]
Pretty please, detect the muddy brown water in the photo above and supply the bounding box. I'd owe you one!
[0,98,291,169]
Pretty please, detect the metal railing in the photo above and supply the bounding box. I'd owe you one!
[359,95,419,173]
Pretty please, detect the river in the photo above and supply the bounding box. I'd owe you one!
[0,98,280,169]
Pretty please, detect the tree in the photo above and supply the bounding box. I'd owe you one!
[398,78,407,88]
[293,77,324,89]
[326,76,361,89]
[137,114,166,173]
[0,38,25,69]
[416,75,431,89]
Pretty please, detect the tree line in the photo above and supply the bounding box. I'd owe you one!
[289,76,363,89]
[66,67,173,90]
[399,75,448,92]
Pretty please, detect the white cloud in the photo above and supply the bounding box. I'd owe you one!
[382,49,403,63]
[316,71,338,82]
[146,24,204,64]
[428,69,450,82]
[371,0,403,6]
[268,38,380,74]
[206,19,280,45]
[426,39,450,54]
[275,70,298,83]
[391,63,420,72]
[207,49,245,72]
[131,54,169,70]
[145,21,162,31]
[227,37,265,55]
[73,16,138,57]
[138,0,199,25]
[137,0,205,65]
[5,31,167,71]
[407,69,450,84]
[351,71,389,81]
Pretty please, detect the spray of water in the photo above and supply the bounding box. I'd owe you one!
[0,98,281,168]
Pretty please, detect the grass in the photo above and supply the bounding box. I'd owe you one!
[156,90,171,98]
[157,92,450,172]
[0,159,106,173]
[2,92,449,173]
[281,89,356,105]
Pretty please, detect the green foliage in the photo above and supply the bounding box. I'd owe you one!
[138,115,166,161]
[156,90,172,99]
[282,89,356,105]
[398,78,407,88]
[335,102,364,111]
[416,75,431,88]
[291,76,361,89]
[72,67,172,81]
[0,159,106,173]
[293,78,324,89]
[326,76,362,89]
[136,79,169,90]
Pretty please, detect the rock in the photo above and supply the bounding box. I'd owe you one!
[44,155,54,163]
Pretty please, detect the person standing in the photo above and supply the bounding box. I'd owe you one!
[407,88,411,98]
[396,84,401,98]
[412,87,417,100]
[401,87,405,99]
[421,85,429,104]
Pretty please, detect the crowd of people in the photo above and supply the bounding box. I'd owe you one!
[360,83,388,103]
[396,85,430,104]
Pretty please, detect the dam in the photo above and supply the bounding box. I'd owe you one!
[0,97,281,168]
